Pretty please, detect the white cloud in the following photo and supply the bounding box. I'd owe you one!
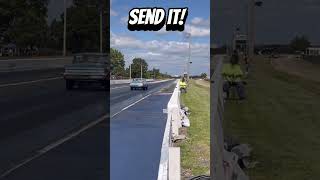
[156,26,169,35]
[111,33,210,75]
[190,17,210,27]
[155,25,210,38]
[120,16,128,24]
[110,10,118,16]
[185,25,210,37]
[111,33,144,49]
[110,0,118,16]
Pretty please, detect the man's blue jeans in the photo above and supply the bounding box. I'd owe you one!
[223,81,246,99]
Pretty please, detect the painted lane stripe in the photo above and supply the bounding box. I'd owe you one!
[110,85,129,90]
[0,93,153,178]
[0,77,62,88]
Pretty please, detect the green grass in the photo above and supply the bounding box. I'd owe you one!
[224,57,320,180]
[180,80,210,177]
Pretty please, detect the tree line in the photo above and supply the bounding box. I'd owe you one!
[110,48,171,79]
[0,0,107,56]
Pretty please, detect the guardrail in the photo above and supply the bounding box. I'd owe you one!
[210,55,226,180]
[158,80,181,180]
[110,79,156,85]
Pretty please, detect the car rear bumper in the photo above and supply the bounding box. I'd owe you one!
[63,74,107,81]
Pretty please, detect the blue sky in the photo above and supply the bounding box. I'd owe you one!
[111,0,210,76]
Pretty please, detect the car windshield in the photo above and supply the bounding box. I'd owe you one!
[132,79,144,83]
[73,54,107,64]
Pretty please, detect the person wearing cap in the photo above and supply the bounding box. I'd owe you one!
[222,50,246,100]
[179,77,187,93]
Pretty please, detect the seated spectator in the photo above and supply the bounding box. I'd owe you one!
[222,51,246,100]
[179,77,187,93]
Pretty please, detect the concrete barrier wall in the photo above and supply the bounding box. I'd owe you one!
[0,57,72,72]
[110,79,155,85]
[110,79,131,85]
[158,80,181,180]
[210,56,227,180]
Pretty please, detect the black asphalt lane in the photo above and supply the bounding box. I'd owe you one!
[0,70,108,177]
[3,121,110,180]
[0,70,174,179]
[0,68,64,85]
[110,93,171,180]
[110,80,174,108]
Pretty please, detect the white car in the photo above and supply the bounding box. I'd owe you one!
[63,53,109,90]
[130,78,148,90]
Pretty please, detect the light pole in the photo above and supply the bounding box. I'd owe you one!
[247,0,263,61]
[100,9,103,53]
[129,63,132,79]
[140,59,143,79]
[63,0,67,56]
[247,0,254,60]
[87,2,104,53]
[185,32,191,81]
[99,0,104,53]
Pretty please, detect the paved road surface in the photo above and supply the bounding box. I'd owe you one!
[111,92,172,180]
[0,69,174,179]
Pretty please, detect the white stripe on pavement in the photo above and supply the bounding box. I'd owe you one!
[0,77,62,88]
[110,85,129,90]
[0,57,71,62]
[0,93,153,178]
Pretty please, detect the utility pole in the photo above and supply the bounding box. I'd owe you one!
[187,33,191,81]
[247,0,255,60]
[63,0,67,56]
[140,60,142,79]
[247,0,263,61]
[99,1,103,53]
[129,64,131,79]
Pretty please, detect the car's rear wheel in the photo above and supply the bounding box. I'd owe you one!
[131,87,134,90]
[102,80,109,90]
[66,80,74,90]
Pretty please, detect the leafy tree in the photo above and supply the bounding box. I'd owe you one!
[110,48,125,77]
[151,68,160,79]
[200,73,207,79]
[0,0,49,47]
[49,0,107,53]
[290,35,311,52]
[130,58,148,78]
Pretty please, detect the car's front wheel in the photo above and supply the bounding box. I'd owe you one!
[102,80,109,90]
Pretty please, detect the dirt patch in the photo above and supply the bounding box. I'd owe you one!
[181,168,193,180]
[194,79,210,88]
[173,127,188,147]
[271,56,320,83]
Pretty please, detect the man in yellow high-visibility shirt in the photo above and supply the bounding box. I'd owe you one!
[179,77,187,93]
[222,50,246,100]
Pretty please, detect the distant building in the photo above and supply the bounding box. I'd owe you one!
[305,46,320,56]
[232,34,247,54]
[0,43,17,56]
[304,46,320,63]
